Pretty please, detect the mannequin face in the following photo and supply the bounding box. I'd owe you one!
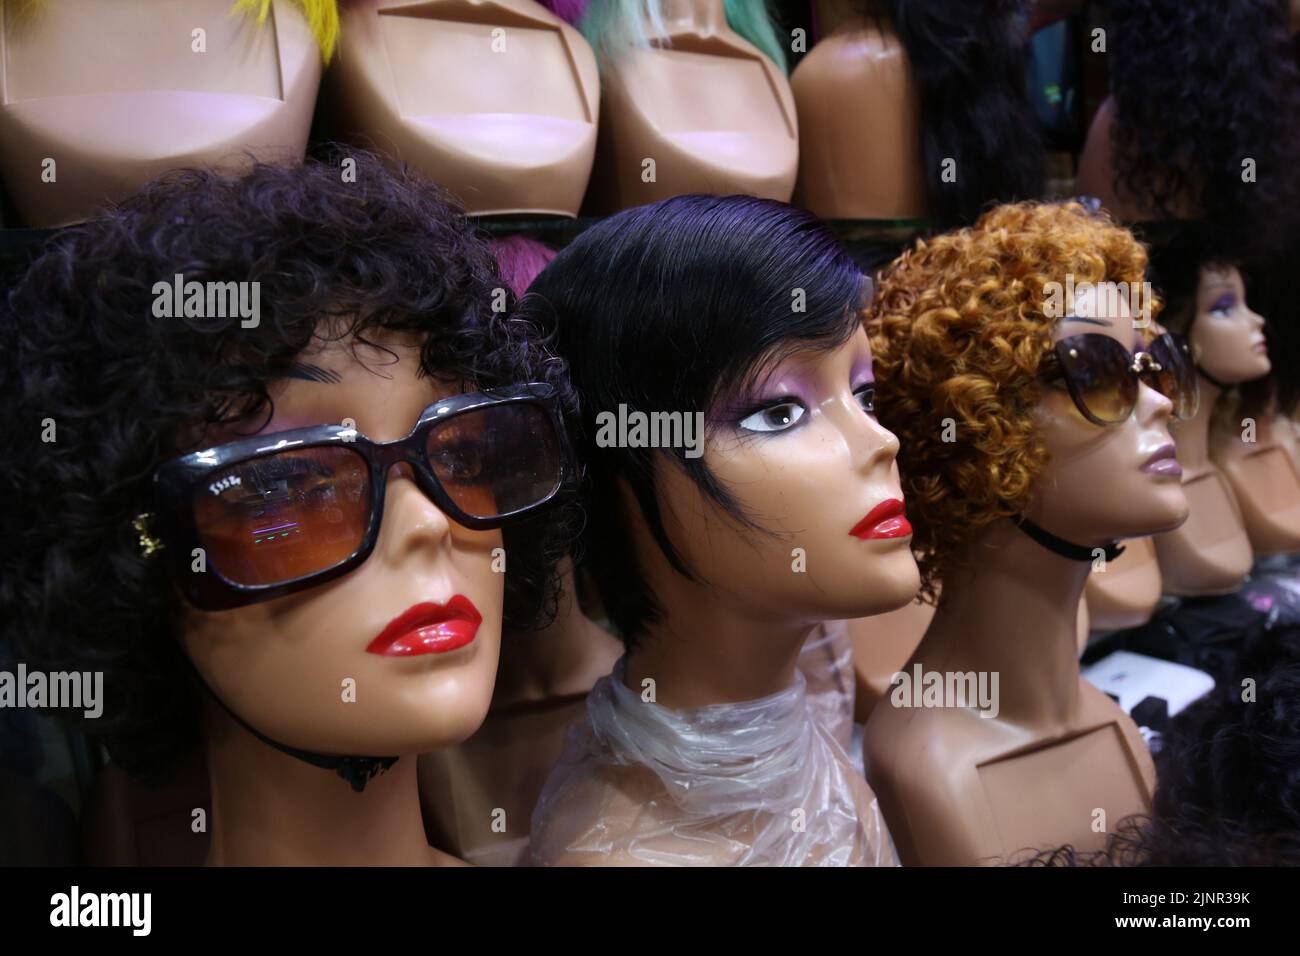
[1189,265,1271,386]
[181,332,503,757]
[1027,286,1189,544]
[648,325,920,624]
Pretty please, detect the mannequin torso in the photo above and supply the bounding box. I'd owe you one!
[1084,536,1162,632]
[0,0,321,226]
[1211,410,1300,556]
[864,522,1155,866]
[583,0,797,212]
[328,0,599,216]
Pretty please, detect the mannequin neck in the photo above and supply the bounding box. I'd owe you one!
[622,574,814,713]
[919,519,1090,727]
[201,698,453,866]
[1170,375,1223,473]
[659,0,729,36]
[493,558,619,705]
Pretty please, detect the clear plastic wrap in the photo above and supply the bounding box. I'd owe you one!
[797,620,856,753]
[526,657,897,867]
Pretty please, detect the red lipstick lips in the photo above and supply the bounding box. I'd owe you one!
[851,498,912,540]
[366,596,482,657]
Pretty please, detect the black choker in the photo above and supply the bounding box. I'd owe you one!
[1197,366,1233,391]
[193,666,397,793]
[1013,516,1125,563]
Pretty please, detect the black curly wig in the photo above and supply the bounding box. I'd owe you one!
[864,0,1045,227]
[1107,0,1300,255]
[1024,625,1300,866]
[0,149,578,779]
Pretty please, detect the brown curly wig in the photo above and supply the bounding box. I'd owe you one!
[867,201,1158,599]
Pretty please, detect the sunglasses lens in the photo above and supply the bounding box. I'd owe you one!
[1056,334,1137,424]
[192,446,371,587]
[426,402,563,520]
[1149,334,1200,420]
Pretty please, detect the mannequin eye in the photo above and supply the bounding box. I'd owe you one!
[738,400,806,433]
[1208,295,1235,318]
[853,384,876,414]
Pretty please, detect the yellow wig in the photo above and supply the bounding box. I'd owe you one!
[232,0,340,62]
[1,1,339,63]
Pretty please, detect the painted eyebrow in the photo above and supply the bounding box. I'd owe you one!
[284,361,343,384]
[1061,315,1112,327]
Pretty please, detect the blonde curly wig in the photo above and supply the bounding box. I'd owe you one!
[867,201,1158,599]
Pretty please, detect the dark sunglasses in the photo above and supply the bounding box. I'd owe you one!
[136,383,572,611]
[1042,332,1199,427]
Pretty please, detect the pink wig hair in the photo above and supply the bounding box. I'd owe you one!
[536,0,591,24]
[490,235,559,297]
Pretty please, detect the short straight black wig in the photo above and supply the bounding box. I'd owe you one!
[518,194,866,646]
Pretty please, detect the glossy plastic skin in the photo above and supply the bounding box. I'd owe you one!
[865,274,1186,865]
[1216,411,1300,555]
[327,0,599,216]
[529,326,919,865]
[848,593,1091,720]
[791,0,925,219]
[1155,266,1266,593]
[583,0,797,212]
[0,0,322,227]
[1084,536,1162,632]
[188,335,505,866]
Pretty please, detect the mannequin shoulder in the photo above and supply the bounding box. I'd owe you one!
[1077,679,1157,790]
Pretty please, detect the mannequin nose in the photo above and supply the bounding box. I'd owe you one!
[1137,381,1174,424]
[830,392,899,471]
[377,462,453,560]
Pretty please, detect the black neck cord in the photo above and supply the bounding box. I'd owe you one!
[1012,515,1125,563]
[191,663,398,793]
[1197,366,1233,391]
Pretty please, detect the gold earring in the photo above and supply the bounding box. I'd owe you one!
[132,513,164,558]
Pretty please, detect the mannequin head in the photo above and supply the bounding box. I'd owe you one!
[520,194,919,646]
[1147,232,1272,390]
[1107,0,1300,251]
[869,201,1190,597]
[0,153,575,780]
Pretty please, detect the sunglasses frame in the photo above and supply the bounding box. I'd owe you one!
[148,383,573,611]
[1043,331,1199,427]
